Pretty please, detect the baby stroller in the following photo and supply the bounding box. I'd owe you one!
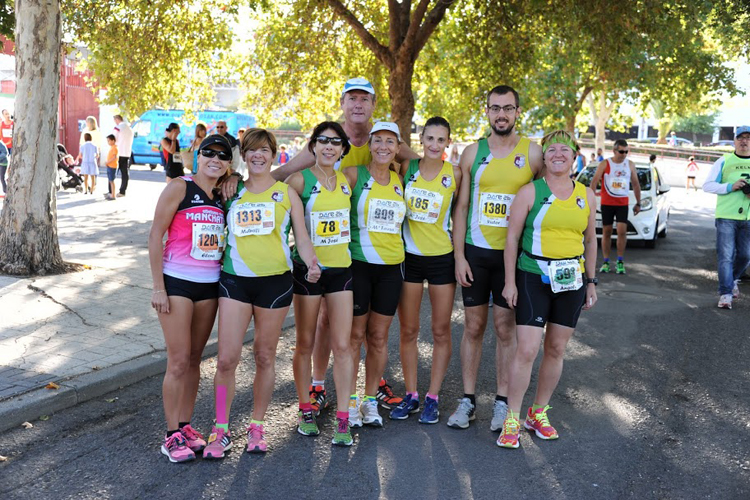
[56,143,83,192]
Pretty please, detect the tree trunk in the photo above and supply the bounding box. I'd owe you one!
[0,0,66,275]
[388,58,415,147]
[588,89,617,153]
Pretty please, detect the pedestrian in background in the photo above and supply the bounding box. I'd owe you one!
[1,109,13,155]
[161,123,183,183]
[686,156,699,191]
[79,116,103,166]
[113,115,134,197]
[105,134,118,200]
[278,145,290,165]
[0,140,8,195]
[189,123,207,174]
[77,132,99,194]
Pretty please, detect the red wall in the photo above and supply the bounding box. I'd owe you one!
[58,59,100,157]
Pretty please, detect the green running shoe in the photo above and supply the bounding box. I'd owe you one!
[297,410,320,436]
[331,417,353,447]
[616,260,626,274]
[599,261,610,273]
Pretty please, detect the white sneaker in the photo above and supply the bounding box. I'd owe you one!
[490,400,508,432]
[718,294,733,309]
[348,395,363,428]
[360,399,383,427]
[447,397,476,429]
[732,280,740,299]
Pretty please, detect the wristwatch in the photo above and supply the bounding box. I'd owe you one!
[586,277,598,285]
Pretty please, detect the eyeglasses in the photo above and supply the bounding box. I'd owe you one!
[200,149,231,161]
[216,126,226,129]
[615,150,629,154]
[736,136,750,142]
[316,135,343,146]
[487,105,517,114]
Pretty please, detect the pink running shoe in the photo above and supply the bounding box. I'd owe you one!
[161,432,196,463]
[246,423,267,453]
[203,426,232,459]
[180,424,206,453]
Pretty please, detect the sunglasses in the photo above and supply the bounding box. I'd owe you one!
[200,149,231,161]
[616,150,629,154]
[316,135,343,146]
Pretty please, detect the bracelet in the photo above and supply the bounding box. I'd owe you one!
[152,290,165,294]
[635,203,641,206]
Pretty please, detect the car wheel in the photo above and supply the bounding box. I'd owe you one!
[645,218,658,248]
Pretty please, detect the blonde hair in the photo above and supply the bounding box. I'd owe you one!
[541,130,579,153]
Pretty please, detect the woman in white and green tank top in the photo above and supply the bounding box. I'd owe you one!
[392,117,462,423]
[497,130,598,449]
[286,121,355,446]
[341,122,407,428]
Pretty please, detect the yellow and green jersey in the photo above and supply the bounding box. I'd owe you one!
[335,142,371,171]
[402,159,456,256]
[466,137,534,250]
[349,165,406,265]
[224,180,293,277]
[292,169,352,268]
[518,179,589,276]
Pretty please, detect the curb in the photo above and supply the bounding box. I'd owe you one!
[0,312,295,434]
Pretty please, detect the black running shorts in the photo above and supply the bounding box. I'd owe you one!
[163,274,219,302]
[460,243,509,308]
[218,271,293,309]
[403,251,456,285]
[515,269,586,329]
[351,259,404,317]
[292,260,353,296]
[601,204,628,226]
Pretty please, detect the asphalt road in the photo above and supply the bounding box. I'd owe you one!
[1,188,748,500]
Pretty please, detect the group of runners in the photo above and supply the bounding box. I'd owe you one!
[149,79,599,462]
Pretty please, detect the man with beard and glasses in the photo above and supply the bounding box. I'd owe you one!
[450,85,543,431]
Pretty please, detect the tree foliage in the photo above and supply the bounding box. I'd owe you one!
[62,1,241,118]
[0,0,14,39]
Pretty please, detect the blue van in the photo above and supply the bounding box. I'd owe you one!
[130,110,256,166]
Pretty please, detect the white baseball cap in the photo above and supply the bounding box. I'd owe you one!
[369,121,401,142]
[342,77,375,96]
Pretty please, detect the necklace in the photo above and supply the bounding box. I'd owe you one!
[315,164,336,191]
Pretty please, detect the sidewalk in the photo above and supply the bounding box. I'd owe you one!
[0,167,291,433]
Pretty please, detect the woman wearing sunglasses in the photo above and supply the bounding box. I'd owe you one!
[203,129,321,458]
[148,135,233,463]
[342,122,407,428]
[391,116,462,424]
[286,121,356,446]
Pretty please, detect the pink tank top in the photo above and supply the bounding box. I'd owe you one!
[162,177,226,283]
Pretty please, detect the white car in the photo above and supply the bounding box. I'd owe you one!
[576,163,671,248]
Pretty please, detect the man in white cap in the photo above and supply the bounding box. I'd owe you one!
[703,125,750,309]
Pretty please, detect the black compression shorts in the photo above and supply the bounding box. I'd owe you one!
[292,260,353,296]
[351,259,404,317]
[403,251,456,285]
[460,243,509,308]
[218,271,293,309]
[514,269,586,328]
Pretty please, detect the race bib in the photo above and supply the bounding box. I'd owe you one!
[230,202,275,236]
[172,152,182,164]
[479,192,513,227]
[311,209,350,246]
[2,128,11,138]
[406,187,443,224]
[547,258,583,294]
[367,198,406,234]
[605,173,629,196]
[190,223,224,261]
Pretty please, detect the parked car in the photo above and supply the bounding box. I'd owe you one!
[707,140,734,147]
[576,163,671,248]
[646,137,694,147]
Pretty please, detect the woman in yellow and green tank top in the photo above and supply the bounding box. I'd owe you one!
[392,117,462,423]
[286,121,355,445]
[205,129,321,458]
[341,121,407,428]
[497,130,598,449]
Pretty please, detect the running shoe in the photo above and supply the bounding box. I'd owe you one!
[360,399,383,427]
[419,396,440,424]
[161,432,196,463]
[447,397,475,429]
[297,410,320,436]
[523,405,559,440]
[376,379,403,409]
[389,394,420,420]
[309,385,328,415]
[599,261,610,273]
[496,413,520,449]
[332,418,353,447]
[348,395,363,428]
[490,400,508,432]
[246,423,267,453]
[718,294,733,310]
[733,280,740,299]
[179,424,206,453]
[615,261,626,274]
[203,426,232,459]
